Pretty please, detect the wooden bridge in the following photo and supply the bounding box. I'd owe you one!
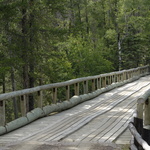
[0,66,150,150]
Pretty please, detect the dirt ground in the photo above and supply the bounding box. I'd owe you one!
[0,141,129,150]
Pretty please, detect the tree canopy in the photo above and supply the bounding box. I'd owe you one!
[0,0,149,93]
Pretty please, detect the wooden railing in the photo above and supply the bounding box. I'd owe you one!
[129,89,150,150]
[0,65,149,135]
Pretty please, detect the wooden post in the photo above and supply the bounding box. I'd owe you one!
[66,85,70,101]
[123,72,126,81]
[121,73,124,81]
[136,103,143,134]
[134,103,144,149]
[102,77,106,88]
[144,98,150,126]
[20,95,27,116]
[37,91,43,108]
[97,78,101,89]
[53,88,57,103]
[126,72,129,80]
[143,97,150,145]
[119,74,121,82]
[92,79,95,91]
[0,100,5,126]
[99,77,102,88]
[116,74,119,82]
[107,76,111,85]
[74,83,79,95]
[113,74,116,83]
[83,81,88,94]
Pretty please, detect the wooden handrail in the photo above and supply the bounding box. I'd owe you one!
[129,81,150,150]
[0,65,149,130]
[0,65,148,101]
[129,122,150,150]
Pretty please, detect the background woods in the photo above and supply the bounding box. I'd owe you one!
[0,0,150,120]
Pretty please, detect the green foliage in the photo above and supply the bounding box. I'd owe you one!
[0,0,149,120]
[58,35,113,78]
[0,0,149,93]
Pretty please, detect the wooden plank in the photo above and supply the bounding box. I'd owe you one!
[74,100,135,142]
[89,102,136,142]
[29,90,131,140]
[30,79,150,142]
[115,129,132,144]
[107,110,135,142]
[1,75,150,144]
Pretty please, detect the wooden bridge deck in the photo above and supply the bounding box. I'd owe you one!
[0,75,150,150]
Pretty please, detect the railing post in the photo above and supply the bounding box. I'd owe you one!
[116,74,119,82]
[107,76,111,85]
[134,103,144,149]
[113,74,116,83]
[83,81,88,94]
[123,72,125,81]
[97,78,101,89]
[37,91,43,108]
[143,97,150,145]
[66,85,70,100]
[0,100,5,126]
[74,83,79,95]
[102,77,106,87]
[92,79,95,91]
[53,88,57,103]
[20,95,27,116]
[121,73,123,81]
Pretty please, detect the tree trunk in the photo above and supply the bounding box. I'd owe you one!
[85,0,89,34]
[21,0,29,112]
[2,75,5,94]
[11,67,18,119]
[28,0,35,111]
[118,33,122,71]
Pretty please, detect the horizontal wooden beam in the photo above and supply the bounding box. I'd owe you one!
[129,122,150,150]
[0,65,149,101]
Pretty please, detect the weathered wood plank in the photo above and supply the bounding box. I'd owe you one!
[0,74,150,145]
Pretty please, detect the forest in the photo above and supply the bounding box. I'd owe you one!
[0,0,150,95]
